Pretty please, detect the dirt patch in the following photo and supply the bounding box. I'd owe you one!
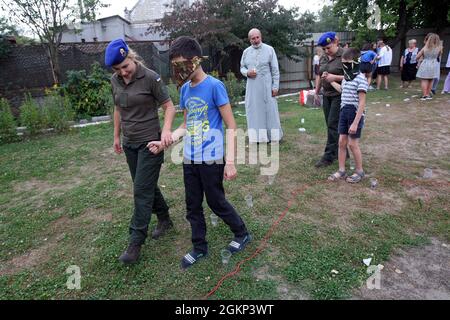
[13,177,83,194]
[287,184,405,231]
[352,238,450,299]
[364,98,450,171]
[401,179,450,204]
[0,208,112,276]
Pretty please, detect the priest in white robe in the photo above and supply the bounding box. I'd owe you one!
[240,28,283,143]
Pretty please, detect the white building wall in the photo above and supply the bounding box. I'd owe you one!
[61,17,133,43]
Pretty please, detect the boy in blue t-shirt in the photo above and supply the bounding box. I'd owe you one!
[360,43,377,87]
[148,36,251,269]
[328,48,368,183]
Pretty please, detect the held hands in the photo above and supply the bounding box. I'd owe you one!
[160,129,173,149]
[148,129,176,154]
[147,141,165,154]
[224,162,237,181]
[321,71,334,83]
[272,89,278,97]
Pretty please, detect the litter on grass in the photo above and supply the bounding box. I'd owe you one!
[363,258,372,266]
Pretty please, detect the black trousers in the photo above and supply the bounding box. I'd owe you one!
[321,95,341,162]
[183,162,248,254]
[123,142,169,245]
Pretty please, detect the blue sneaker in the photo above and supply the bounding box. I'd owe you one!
[228,234,252,254]
[180,250,208,270]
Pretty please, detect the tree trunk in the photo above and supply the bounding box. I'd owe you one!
[46,43,61,85]
[386,0,409,49]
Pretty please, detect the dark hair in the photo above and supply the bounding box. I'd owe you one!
[169,36,202,60]
[362,43,372,51]
[342,47,361,61]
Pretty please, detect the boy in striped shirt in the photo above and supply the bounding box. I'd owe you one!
[327,48,368,183]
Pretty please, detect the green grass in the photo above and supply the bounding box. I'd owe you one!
[0,75,449,299]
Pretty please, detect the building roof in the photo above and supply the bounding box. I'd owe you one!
[97,15,131,25]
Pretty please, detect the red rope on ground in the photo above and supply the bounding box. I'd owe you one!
[203,185,309,299]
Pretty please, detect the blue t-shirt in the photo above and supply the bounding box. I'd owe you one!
[179,75,229,162]
[361,50,377,63]
[374,48,380,65]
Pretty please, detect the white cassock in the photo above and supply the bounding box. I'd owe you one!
[240,43,283,143]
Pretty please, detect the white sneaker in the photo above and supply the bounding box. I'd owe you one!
[426,96,433,100]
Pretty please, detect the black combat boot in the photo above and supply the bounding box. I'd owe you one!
[151,216,174,239]
[118,243,141,264]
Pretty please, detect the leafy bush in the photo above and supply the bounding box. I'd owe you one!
[61,62,112,118]
[223,71,245,106]
[42,91,75,132]
[19,93,45,136]
[0,98,17,143]
[167,79,180,106]
[207,70,244,106]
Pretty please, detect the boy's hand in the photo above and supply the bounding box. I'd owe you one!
[349,122,358,135]
[147,141,164,154]
[161,129,173,148]
[224,163,237,181]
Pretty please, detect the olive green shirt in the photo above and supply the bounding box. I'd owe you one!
[111,63,170,144]
[319,47,344,97]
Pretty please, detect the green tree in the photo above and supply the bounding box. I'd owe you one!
[153,0,314,73]
[0,17,16,55]
[313,5,341,32]
[0,0,107,84]
[333,0,450,48]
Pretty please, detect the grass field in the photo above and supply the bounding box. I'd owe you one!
[0,75,449,299]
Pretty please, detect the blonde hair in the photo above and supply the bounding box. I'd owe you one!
[127,48,146,67]
[315,47,323,56]
[425,33,442,51]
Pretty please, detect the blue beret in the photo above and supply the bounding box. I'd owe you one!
[318,32,336,47]
[105,39,129,67]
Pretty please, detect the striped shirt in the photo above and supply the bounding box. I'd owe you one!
[341,73,368,110]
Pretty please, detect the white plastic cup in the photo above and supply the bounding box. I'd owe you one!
[301,118,305,124]
[210,213,218,227]
[350,159,355,171]
[370,178,378,189]
[245,194,253,208]
[221,249,232,264]
[423,168,433,179]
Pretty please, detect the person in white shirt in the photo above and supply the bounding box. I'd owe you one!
[375,39,392,90]
[313,47,323,90]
